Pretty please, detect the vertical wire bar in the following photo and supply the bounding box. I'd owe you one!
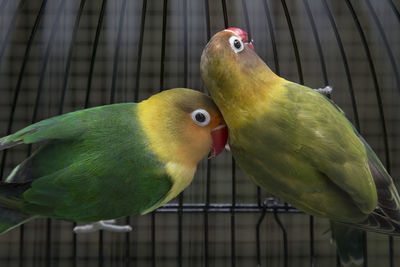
[133,0,147,102]
[205,156,211,267]
[151,213,156,267]
[389,237,393,267]
[59,0,86,114]
[280,0,304,85]
[221,0,229,29]
[159,0,168,92]
[18,225,24,267]
[273,209,288,267]
[204,0,211,41]
[262,0,280,75]
[204,1,211,266]
[309,216,314,267]
[0,0,25,69]
[178,2,188,266]
[98,230,103,262]
[256,205,266,267]
[183,0,188,88]
[241,0,252,40]
[110,0,127,104]
[45,219,52,267]
[362,233,368,267]
[386,0,400,24]
[84,0,107,108]
[231,161,236,267]
[302,0,328,85]
[73,223,77,267]
[125,216,130,267]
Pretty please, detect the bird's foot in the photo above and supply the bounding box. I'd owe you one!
[73,219,132,233]
[314,85,333,96]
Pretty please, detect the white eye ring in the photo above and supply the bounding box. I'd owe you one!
[191,109,211,127]
[229,36,244,53]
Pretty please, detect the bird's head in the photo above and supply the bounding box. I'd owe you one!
[138,88,228,167]
[200,28,281,126]
[200,28,261,93]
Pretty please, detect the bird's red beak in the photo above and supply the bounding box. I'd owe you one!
[209,125,228,159]
[225,27,254,51]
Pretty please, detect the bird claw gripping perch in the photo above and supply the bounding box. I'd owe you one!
[314,85,333,96]
[73,219,132,233]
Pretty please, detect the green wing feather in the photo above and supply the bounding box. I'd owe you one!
[284,83,377,215]
[231,82,377,223]
[0,104,173,224]
[316,88,400,233]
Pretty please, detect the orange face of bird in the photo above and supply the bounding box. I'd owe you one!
[138,88,228,166]
[187,106,228,159]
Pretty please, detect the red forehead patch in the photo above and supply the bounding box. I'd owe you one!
[225,28,249,41]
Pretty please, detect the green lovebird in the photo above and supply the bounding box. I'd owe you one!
[0,88,228,234]
[201,28,400,266]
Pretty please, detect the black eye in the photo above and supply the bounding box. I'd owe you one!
[234,39,241,49]
[229,36,244,53]
[195,113,206,122]
[191,109,211,127]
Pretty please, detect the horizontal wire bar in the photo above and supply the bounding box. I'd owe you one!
[153,203,302,214]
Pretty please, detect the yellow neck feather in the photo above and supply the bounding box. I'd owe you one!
[209,65,286,129]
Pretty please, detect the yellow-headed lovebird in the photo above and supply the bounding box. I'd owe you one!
[201,28,400,265]
[0,88,228,234]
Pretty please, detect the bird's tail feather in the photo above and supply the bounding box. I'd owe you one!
[0,207,34,234]
[0,182,34,234]
[0,135,24,151]
[331,221,364,267]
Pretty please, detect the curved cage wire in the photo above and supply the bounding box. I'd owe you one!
[0,0,399,266]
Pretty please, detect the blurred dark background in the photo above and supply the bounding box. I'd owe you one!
[0,0,399,266]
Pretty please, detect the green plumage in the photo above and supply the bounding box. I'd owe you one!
[0,104,172,232]
[230,83,377,222]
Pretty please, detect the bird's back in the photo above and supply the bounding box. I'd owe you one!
[230,82,377,223]
[6,104,172,222]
